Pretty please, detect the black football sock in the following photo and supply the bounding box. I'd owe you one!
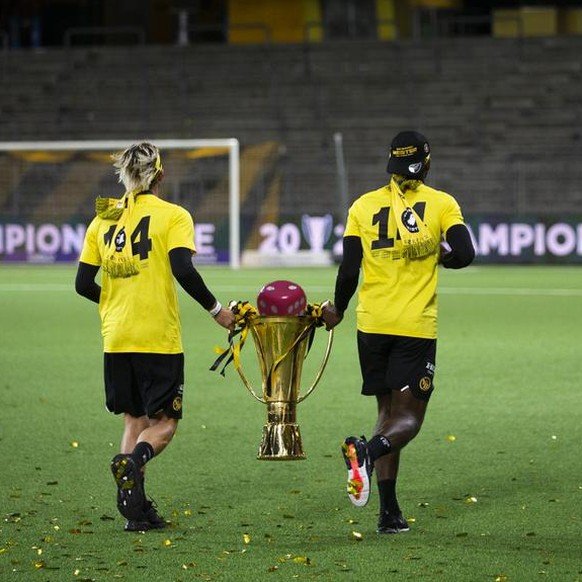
[378,479,400,515]
[366,434,392,462]
[131,441,155,469]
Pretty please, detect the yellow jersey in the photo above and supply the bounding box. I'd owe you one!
[344,183,465,338]
[79,194,196,353]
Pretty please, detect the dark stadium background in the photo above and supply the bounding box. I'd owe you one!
[1,0,581,265]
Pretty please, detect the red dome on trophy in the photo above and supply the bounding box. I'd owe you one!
[257,280,307,316]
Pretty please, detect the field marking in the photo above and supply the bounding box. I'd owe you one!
[0,283,74,291]
[1,283,582,297]
[439,287,582,297]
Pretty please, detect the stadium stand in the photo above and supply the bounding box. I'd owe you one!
[0,36,581,222]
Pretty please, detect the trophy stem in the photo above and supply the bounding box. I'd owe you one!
[257,400,305,460]
[258,420,305,461]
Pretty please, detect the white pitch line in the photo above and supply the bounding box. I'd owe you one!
[0,284,581,297]
[0,283,73,291]
[439,287,582,297]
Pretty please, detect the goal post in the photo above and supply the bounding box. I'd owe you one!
[0,138,241,268]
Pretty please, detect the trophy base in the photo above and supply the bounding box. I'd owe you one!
[257,422,306,460]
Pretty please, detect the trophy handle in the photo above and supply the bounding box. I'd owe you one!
[296,327,334,403]
[234,361,266,403]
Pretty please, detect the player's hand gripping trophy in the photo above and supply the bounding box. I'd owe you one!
[213,280,333,460]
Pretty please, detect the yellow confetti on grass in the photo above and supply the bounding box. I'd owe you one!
[351,531,363,541]
[71,441,79,448]
[243,533,251,545]
[163,539,172,547]
[276,554,312,565]
[447,435,456,442]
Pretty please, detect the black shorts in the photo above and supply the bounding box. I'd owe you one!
[104,353,185,419]
[357,332,436,401]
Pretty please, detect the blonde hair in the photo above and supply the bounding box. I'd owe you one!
[96,142,162,278]
[111,142,162,192]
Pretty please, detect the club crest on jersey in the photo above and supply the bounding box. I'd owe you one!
[114,228,127,252]
[401,208,420,233]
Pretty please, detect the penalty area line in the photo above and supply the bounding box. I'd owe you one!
[440,287,582,297]
[1,284,581,298]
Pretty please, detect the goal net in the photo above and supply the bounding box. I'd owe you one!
[0,138,241,267]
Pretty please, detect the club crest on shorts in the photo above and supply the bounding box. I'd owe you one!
[401,208,420,233]
[172,384,184,411]
[419,376,432,392]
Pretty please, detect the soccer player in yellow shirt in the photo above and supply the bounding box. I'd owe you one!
[322,131,475,534]
[75,142,234,531]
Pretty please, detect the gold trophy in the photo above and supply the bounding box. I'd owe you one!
[226,281,333,460]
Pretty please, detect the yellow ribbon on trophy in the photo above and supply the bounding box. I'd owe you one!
[304,301,327,327]
[210,301,257,376]
[210,301,328,377]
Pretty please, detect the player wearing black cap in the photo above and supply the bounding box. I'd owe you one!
[323,130,475,534]
[386,130,431,180]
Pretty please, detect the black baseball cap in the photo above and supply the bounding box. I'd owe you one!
[386,131,430,178]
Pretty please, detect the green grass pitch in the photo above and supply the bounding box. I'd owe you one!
[1,264,581,581]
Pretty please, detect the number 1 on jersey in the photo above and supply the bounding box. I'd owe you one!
[371,207,394,250]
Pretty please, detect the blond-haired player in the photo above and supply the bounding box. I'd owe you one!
[75,142,234,531]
